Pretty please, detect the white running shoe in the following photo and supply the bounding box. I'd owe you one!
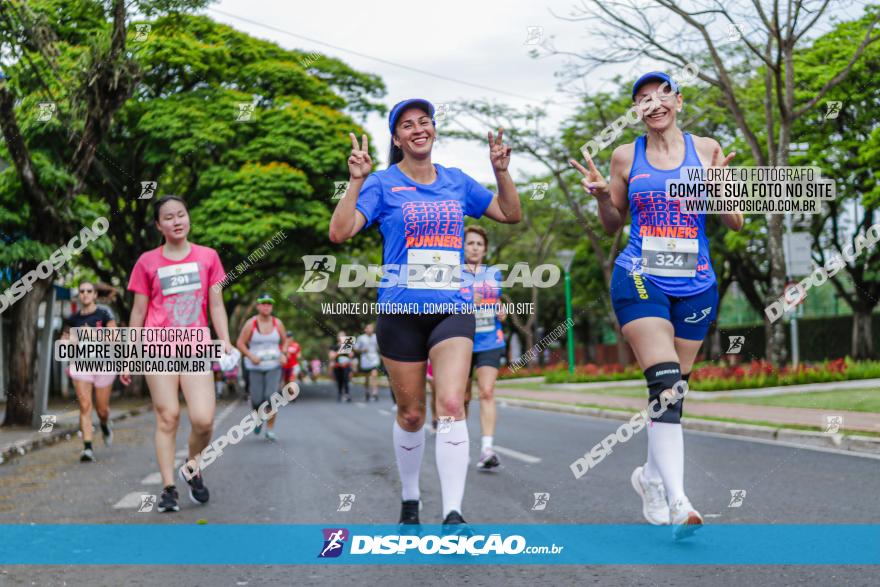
[669,496,703,540]
[630,466,669,525]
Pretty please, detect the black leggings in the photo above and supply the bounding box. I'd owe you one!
[333,367,350,397]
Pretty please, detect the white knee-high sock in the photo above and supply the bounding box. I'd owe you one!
[648,421,685,503]
[643,423,662,482]
[436,419,469,517]
[393,421,425,501]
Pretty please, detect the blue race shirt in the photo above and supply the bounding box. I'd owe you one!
[356,164,494,313]
[464,265,505,352]
[615,133,716,297]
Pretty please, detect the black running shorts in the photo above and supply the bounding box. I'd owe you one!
[375,313,475,362]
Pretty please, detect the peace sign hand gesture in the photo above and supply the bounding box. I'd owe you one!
[710,146,736,169]
[569,152,610,201]
[488,128,512,173]
[348,133,372,180]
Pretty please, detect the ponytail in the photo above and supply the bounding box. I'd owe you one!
[388,140,403,168]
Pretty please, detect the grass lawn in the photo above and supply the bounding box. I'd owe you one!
[509,398,880,439]
[717,388,880,413]
[497,382,645,397]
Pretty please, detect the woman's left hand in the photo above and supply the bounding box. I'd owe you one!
[489,128,512,173]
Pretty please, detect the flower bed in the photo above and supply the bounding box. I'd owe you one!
[542,363,643,384]
[687,358,880,391]
[525,358,880,390]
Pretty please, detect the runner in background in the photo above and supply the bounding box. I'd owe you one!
[236,294,288,442]
[62,281,116,463]
[123,195,233,513]
[570,71,741,539]
[310,357,322,383]
[462,225,507,470]
[329,331,354,402]
[282,331,302,387]
[355,323,381,401]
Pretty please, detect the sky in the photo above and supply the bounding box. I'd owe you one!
[205,0,631,183]
[205,1,863,185]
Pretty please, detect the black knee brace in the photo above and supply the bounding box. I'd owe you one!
[645,362,686,423]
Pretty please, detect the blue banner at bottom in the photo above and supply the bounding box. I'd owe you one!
[1,525,878,565]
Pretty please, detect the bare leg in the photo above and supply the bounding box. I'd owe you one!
[145,373,182,487]
[179,372,216,465]
[476,366,499,438]
[73,380,94,443]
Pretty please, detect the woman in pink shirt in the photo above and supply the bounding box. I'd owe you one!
[123,196,233,513]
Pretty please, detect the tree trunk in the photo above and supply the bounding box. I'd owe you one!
[851,307,874,359]
[2,276,51,426]
[524,330,536,367]
[765,215,788,366]
[615,326,628,365]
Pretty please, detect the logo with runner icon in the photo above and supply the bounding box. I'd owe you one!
[726,335,745,354]
[337,494,355,512]
[298,255,337,292]
[728,489,746,508]
[138,494,157,513]
[39,415,56,433]
[531,492,550,511]
[318,528,349,558]
[437,416,454,434]
[824,415,843,434]
[337,337,355,355]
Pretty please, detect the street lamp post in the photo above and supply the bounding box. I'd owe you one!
[557,249,576,374]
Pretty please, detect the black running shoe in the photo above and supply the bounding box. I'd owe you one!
[178,467,210,505]
[441,510,475,535]
[157,486,180,513]
[399,500,420,525]
[80,448,95,462]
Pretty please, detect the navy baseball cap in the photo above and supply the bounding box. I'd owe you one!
[632,71,679,100]
[388,99,435,134]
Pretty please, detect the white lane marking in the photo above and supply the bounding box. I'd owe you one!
[704,514,722,518]
[123,400,244,501]
[141,458,183,485]
[493,445,541,464]
[113,491,150,509]
[377,409,392,416]
[355,403,365,409]
[214,400,241,429]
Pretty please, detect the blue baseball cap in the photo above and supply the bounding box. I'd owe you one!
[632,71,679,100]
[388,99,435,134]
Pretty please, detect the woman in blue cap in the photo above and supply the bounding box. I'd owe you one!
[329,99,521,528]
[570,72,741,540]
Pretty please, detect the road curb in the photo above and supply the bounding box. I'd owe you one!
[0,403,153,466]
[499,397,880,456]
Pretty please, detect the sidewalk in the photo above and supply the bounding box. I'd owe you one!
[0,396,153,465]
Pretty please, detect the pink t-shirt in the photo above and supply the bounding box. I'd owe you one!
[127,244,225,328]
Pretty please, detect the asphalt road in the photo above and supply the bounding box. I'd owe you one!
[1,380,877,586]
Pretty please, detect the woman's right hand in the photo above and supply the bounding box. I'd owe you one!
[348,133,372,180]
[250,355,261,366]
[569,153,610,201]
